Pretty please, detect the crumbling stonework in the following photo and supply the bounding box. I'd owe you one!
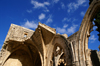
[0,0,100,66]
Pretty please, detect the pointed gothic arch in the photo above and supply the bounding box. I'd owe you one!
[2,41,42,66]
[51,35,73,66]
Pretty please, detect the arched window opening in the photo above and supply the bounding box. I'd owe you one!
[88,20,100,51]
[3,45,42,66]
[3,49,34,66]
[88,10,100,66]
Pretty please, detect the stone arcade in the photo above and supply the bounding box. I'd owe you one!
[0,0,100,66]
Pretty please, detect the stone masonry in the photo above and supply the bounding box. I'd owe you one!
[0,0,100,66]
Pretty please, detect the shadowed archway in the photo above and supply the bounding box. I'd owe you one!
[3,44,42,66]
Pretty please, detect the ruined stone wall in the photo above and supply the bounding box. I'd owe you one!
[4,24,34,42]
[1,0,100,66]
[0,23,74,66]
[74,0,100,66]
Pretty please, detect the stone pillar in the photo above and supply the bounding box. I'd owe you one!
[85,49,92,66]
[72,61,79,66]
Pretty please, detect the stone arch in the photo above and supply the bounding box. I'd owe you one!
[2,42,42,66]
[77,0,100,66]
[51,35,73,66]
[3,49,33,66]
[26,43,43,66]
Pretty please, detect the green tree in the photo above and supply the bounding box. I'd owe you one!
[89,0,93,5]
[94,11,100,41]
[89,0,100,41]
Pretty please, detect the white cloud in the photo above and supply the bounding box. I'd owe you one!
[56,24,78,34]
[46,15,53,23]
[67,0,86,13]
[21,20,37,29]
[67,3,78,13]
[31,0,50,8]
[67,24,78,34]
[39,13,45,20]
[80,11,85,16]
[62,18,67,22]
[27,10,32,13]
[62,18,77,22]
[44,2,50,5]
[57,27,66,34]
[62,18,71,22]
[31,0,50,12]
[61,2,65,9]
[77,0,86,5]
[89,35,97,43]
[63,24,68,28]
[43,7,49,12]
[53,0,59,3]
[46,18,53,23]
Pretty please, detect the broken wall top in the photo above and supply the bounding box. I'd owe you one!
[4,24,34,42]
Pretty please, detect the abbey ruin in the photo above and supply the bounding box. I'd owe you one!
[0,0,100,66]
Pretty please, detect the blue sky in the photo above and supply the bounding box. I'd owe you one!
[0,0,99,51]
